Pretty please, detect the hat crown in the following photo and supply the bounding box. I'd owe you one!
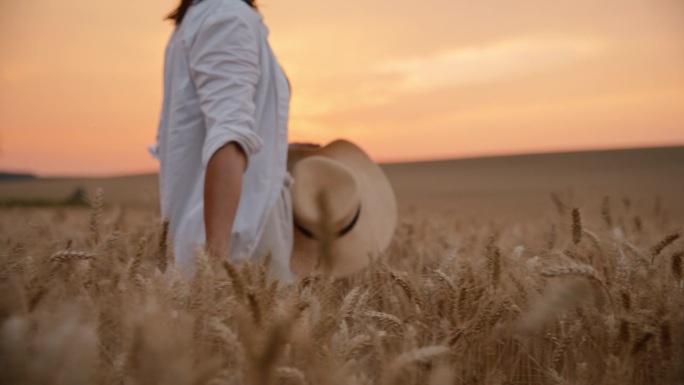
[291,156,361,238]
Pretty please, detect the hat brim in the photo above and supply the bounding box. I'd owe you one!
[287,140,398,276]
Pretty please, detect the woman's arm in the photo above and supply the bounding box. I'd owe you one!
[187,6,264,259]
[204,142,247,259]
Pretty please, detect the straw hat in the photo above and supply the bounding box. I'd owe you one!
[287,139,397,276]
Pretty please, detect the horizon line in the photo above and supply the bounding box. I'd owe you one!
[381,142,684,166]
[3,142,683,180]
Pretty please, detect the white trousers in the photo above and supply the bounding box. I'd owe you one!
[252,175,295,283]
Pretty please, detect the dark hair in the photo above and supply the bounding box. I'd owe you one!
[167,0,258,26]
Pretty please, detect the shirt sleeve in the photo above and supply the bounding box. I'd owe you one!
[188,7,264,168]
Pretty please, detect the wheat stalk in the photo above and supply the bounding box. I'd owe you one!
[389,270,420,309]
[571,208,583,245]
[671,251,683,280]
[382,346,450,385]
[601,195,613,228]
[89,188,104,244]
[651,232,681,257]
[485,237,501,288]
[364,310,404,334]
[50,250,96,262]
[222,260,247,301]
[432,269,457,297]
[156,220,169,273]
[632,331,654,355]
[275,367,307,384]
[339,286,364,320]
[542,264,615,309]
[127,236,147,286]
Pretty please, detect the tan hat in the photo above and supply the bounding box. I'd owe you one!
[287,140,397,276]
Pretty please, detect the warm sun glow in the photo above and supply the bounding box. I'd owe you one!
[1,0,683,176]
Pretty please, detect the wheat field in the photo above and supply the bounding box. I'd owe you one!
[1,148,683,385]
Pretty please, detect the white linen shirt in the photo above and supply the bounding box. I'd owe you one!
[152,0,290,272]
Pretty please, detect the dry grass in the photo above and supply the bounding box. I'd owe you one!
[0,188,683,385]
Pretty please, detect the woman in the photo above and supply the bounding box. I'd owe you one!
[152,0,294,281]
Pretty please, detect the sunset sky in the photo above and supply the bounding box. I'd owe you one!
[1,0,683,176]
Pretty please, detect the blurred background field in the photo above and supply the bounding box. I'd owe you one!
[2,146,682,219]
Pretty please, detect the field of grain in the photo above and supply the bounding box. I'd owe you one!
[1,147,683,385]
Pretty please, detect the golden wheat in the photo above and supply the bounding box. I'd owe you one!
[0,192,682,385]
